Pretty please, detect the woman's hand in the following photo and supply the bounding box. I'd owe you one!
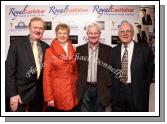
[47,100,54,107]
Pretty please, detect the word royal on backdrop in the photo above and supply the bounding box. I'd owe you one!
[9,5,45,20]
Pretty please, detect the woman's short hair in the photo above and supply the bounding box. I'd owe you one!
[55,23,70,34]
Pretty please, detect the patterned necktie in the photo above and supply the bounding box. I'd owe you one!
[121,45,128,83]
[33,41,41,79]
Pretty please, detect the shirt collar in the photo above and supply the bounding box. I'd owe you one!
[88,43,99,51]
[29,35,41,46]
[121,41,134,49]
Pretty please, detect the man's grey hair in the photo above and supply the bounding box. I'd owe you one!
[118,20,134,35]
[86,23,101,33]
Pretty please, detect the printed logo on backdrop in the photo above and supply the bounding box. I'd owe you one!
[96,21,105,30]
[111,35,121,44]
[15,21,28,29]
[111,20,119,31]
[84,21,105,30]
[49,5,89,19]
[10,36,53,45]
[8,5,46,20]
[10,36,26,44]
[45,22,52,30]
[57,20,78,30]
[111,20,116,29]
[10,22,14,30]
[41,37,54,45]
[67,20,78,30]
[9,21,28,31]
[93,5,135,18]
[69,35,78,44]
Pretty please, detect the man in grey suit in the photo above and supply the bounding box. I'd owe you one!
[76,23,112,112]
[112,21,153,112]
[6,17,49,112]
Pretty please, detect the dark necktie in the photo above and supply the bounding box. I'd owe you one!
[140,33,142,38]
[121,45,128,83]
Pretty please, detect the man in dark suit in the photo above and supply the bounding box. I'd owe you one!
[136,24,147,44]
[112,21,153,112]
[141,9,152,25]
[76,23,112,112]
[6,17,49,112]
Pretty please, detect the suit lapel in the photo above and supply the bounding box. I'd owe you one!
[116,44,122,69]
[131,42,140,73]
[97,43,103,80]
[98,43,103,62]
[40,41,46,63]
[79,44,88,81]
[24,36,35,65]
[84,44,88,80]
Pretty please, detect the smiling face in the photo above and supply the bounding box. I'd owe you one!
[29,20,45,41]
[118,23,134,45]
[56,28,69,44]
[87,24,101,45]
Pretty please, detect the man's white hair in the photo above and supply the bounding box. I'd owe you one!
[86,23,101,33]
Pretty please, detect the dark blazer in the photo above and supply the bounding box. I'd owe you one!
[76,43,112,107]
[6,36,49,104]
[142,14,152,25]
[137,31,147,44]
[112,42,153,111]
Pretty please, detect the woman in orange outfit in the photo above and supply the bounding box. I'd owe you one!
[43,23,78,111]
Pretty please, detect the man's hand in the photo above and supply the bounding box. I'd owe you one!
[10,95,22,112]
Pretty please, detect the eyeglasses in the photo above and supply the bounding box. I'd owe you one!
[120,30,132,34]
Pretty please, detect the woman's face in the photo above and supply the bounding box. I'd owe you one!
[56,28,69,44]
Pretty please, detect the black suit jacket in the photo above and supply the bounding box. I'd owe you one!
[142,14,152,25]
[6,36,49,104]
[137,31,147,44]
[112,42,153,111]
[76,43,112,107]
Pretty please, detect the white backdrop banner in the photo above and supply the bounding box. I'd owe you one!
[6,5,153,58]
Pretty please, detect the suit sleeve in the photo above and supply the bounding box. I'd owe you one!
[43,49,54,102]
[144,46,154,84]
[143,31,147,43]
[5,41,18,98]
[148,15,152,25]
